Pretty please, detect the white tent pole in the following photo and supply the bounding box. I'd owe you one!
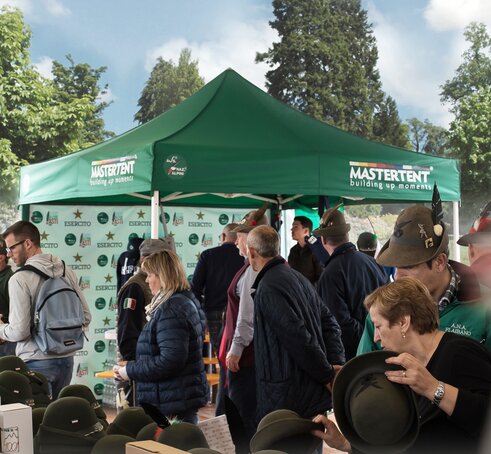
[453,201,460,262]
[151,190,159,239]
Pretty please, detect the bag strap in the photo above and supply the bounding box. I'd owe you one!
[15,260,67,280]
[16,265,50,280]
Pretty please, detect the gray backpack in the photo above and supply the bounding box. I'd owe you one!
[18,263,86,354]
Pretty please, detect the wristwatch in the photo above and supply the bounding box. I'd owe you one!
[432,381,445,406]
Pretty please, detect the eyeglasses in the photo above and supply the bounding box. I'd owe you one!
[5,239,26,254]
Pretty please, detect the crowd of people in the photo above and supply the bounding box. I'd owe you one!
[0,195,489,453]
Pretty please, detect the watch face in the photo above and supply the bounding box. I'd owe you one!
[434,382,445,404]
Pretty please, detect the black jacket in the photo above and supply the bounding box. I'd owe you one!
[117,270,152,361]
[253,257,345,420]
[317,242,388,360]
[288,243,323,283]
[126,291,208,416]
[191,242,244,313]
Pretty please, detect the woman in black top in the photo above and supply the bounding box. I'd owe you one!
[313,277,491,453]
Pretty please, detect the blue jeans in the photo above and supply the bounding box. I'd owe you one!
[0,342,16,357]
[26,356,74,399]
[174,410,198,425]
[205,310,224,356]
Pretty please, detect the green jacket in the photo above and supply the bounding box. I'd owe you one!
[357,298,491,354]
[357,260,491,354]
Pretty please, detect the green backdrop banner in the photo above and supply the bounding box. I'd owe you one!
[29,204,250,400]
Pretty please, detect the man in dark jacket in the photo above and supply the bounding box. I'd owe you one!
[288,216,323,283]
[247,225,345,422]
[313,205,388,360]
[192,223,244,356]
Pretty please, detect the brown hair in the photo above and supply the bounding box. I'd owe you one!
[141,250,190,294]
[364,277,438,335]
[2,221,40,247]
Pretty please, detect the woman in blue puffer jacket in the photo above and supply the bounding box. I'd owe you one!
[114,250,208,424]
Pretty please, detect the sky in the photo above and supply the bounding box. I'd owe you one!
[2,0,491,136]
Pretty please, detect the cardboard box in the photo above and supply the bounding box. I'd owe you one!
[126,440,188,454]
[0,403,33,454]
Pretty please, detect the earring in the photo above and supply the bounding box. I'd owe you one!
[401,331,406,339]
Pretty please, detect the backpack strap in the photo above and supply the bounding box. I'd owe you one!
[15,260,67,279]
[16,265,51,280]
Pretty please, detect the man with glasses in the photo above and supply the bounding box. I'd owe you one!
[0,239,15,356]
[1,220,91,398]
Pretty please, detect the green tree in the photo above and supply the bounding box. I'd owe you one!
[256,0,408,145]
[373,95,409,148]
[441,22,491,221]
[406,118,449,156]
[447,87,491,220]
[0,6,109,204]
[134,48,204,124]
[440,22,491,109]
[51,55,114,145]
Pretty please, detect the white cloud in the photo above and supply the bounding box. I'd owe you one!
[367,2,459,126]
[43,0,70,17]
[145,20,277,90]
[0,0,32,14]
[33,56,53,79]
[424,0,491,32]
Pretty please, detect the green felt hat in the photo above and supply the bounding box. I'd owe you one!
[377,205,448,267]
[59,384,108,428]
[157,422,209,451]
[90,434,136,454]
[250,409,323,454]
[107,407,154,438]
[333,350,419,454]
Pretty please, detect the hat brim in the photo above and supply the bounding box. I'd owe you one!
[457,231,491,246]
[312,224,351,237]
[250,417,323,453]
[377,225,448,268]
[333,351,419,454]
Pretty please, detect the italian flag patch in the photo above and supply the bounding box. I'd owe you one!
[123,298,137,310]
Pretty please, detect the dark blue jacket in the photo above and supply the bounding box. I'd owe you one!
[253,257,345,420]
[317,242,388,360]
[192,242,244,313]
[126,291,208,416]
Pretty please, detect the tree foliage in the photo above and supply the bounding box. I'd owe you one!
[134,49,204,124]
[256,0,408,147]
[441,22,491,109]
[441,22,491,220]
[51,55,114,145]
[0,6,112,204]
[373,95,409,148]
[447,87,491,218]
[406,118,448,156]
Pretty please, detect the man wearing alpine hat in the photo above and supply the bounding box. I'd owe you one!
[358,187,491,353]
